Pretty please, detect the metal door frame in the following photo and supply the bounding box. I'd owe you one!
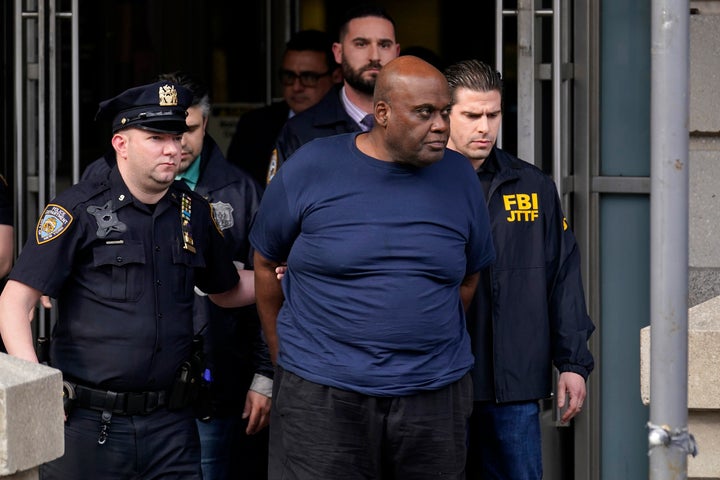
[14,0,79,337]
[14,0,79,247]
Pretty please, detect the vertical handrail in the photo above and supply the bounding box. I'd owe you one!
[38,0,46,214]
[48,0,56,199]
[495,0,504,149]
[54,1,79,184]
[516,0,535,165]
[648,0,691,478]
[495,1,504,73]
[552,0,562,195]
[71,0,79,185]
[14,0,24,254]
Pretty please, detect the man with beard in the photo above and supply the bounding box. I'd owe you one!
[268,4,400,181]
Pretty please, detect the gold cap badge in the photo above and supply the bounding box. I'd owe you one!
[158,84,178,107]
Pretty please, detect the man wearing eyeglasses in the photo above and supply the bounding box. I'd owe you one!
[268,5,401,181]
[226,29,341,187]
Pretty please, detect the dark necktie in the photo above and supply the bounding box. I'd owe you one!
[360,114,374,130]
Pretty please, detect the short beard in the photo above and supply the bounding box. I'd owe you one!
[342,59,380,96]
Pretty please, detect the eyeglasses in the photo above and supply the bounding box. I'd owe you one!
[279,69,331,87]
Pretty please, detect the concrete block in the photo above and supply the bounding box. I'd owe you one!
[690,15,720,133]
[641,296,720,478]
[0,354,64,476]
[640,295,720,409]
[2,468,38,480]
[688,411,720,480]
[689,268,720,308]
[689,147,720,268]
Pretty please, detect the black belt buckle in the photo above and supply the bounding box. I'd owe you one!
[125,391,161,415]
[125,392,145,415]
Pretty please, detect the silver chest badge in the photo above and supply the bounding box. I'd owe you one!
[211,201,234,230]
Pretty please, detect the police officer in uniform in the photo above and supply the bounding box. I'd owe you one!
[83,71,274,479]
[0,81,255,479]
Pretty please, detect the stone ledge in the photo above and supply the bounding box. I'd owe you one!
[0,354,64,476]
[640,295,720,408]
[1,468,39,479]
[690,15,720,132]
[687,412,720,480]
[641,296,720,479]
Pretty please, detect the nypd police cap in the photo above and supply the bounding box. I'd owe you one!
[96,81,192,134]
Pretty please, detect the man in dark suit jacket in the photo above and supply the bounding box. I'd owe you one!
[270,5,400,179]
[226,29,340,186]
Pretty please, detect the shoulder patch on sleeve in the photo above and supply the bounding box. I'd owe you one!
[36,204,73,244]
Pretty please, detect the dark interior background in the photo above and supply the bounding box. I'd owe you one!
[2,0,526,187]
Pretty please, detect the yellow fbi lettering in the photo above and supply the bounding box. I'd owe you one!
[503,193,539,222]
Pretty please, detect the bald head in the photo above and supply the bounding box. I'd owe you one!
[365,55,451,168]
[373,55,448,105]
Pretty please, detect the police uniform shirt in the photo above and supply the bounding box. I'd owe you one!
[9,166,239,391]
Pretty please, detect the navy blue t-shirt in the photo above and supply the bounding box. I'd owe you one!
[250,133,495,396]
